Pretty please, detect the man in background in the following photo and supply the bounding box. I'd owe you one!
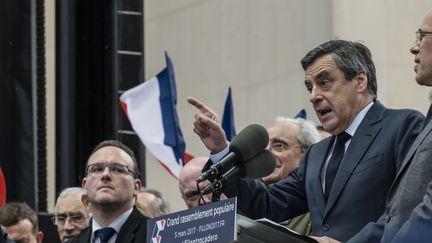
[262,117,320,235]
[178,157,213,208]
[53,187,89,242]
[0,202,43,243]
[136,188,170,218]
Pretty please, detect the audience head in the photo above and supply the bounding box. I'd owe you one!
[0,202,43,243]
[53,187,89,242]
[262,117,320,184]
[178,157,212,208]
[411,10,432,86]
[82,140,141,219]
[136,188,170,218]
[301,40,377,135]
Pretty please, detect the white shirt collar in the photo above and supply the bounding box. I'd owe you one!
[345,101,374,137]
[91,207,133,243]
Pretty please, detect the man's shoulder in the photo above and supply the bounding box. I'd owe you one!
[67,226,91,243]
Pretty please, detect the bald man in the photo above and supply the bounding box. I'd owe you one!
[178,157,214,208]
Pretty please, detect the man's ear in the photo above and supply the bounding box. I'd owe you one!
[355,72,368,93]
[133,179,142,198]
[36,231,44,243]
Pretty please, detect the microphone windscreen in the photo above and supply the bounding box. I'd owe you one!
[229,124,269,161]
[240,150,276,179]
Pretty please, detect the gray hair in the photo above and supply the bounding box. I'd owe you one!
[54,187,84,215]
[275,117,321,152]
[301,40,377,100]
[140,188,170,217]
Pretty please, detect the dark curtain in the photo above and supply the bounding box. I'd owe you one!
[0,0,36,209]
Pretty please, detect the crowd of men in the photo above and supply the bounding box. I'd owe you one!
[2,9,432,243]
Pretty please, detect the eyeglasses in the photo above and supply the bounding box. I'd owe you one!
[416,30,432,45]
[51,212,86,225]
[86,162,136,177]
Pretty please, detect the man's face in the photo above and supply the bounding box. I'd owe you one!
[411,11,432,86]
[262,122,303,184]
[82,146,140,211]
[305,54,366,135]
[179,168,212,209]
[4,219,42,243]
[55,195,89,242]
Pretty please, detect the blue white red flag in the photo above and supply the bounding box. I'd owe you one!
[295,109,307,119]
[221,87,236,141]
[119,52,188,178]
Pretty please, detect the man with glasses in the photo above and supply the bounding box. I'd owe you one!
[68,140,148,243]
[52,187,89,242]
[262,117,321,235]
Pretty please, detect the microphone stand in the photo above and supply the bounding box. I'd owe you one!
[211,188,222,202]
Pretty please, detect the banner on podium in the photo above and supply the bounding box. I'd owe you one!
[147,197,237,243]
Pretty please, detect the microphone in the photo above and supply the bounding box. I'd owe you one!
[201,150,276,195]
[196,124,269,183]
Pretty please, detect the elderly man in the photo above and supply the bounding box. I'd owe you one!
[0,202,43,243]
[262,117,320,235]
[135,188,170,218]
[53,187,90,242]
[188,40,424,241]
[68,140,147,243]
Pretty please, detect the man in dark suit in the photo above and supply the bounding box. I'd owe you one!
[325,10,432,243]
[68,140,148,243]
[188,40,424,242]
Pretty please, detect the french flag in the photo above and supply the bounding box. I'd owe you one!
[221,87,236,141]
[0,167,5,206]
[119,52,189,178]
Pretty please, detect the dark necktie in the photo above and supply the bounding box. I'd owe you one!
[96,227,116,243]
[325,132,351,201]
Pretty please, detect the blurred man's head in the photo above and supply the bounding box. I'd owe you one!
[178,157,211,208]
[136,188,170,218]
[262,117,320,185]
[53,187,89,242]
[0,202,43,243]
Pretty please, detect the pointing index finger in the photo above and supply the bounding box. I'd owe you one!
[187,96,213,114]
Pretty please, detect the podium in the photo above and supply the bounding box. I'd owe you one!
[233,214,317,243]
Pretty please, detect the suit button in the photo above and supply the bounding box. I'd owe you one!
[322,224,330,231]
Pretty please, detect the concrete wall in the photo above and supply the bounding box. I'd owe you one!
[144,0,432,213]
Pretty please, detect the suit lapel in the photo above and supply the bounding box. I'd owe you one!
[324,102,384,216]
[388,119,432,195]
[115,208,145,243]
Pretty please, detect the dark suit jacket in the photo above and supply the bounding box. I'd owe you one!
[348,116,432,243]
[68,207,148,243]
[390,180,432,243]
[222,101,424,242]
